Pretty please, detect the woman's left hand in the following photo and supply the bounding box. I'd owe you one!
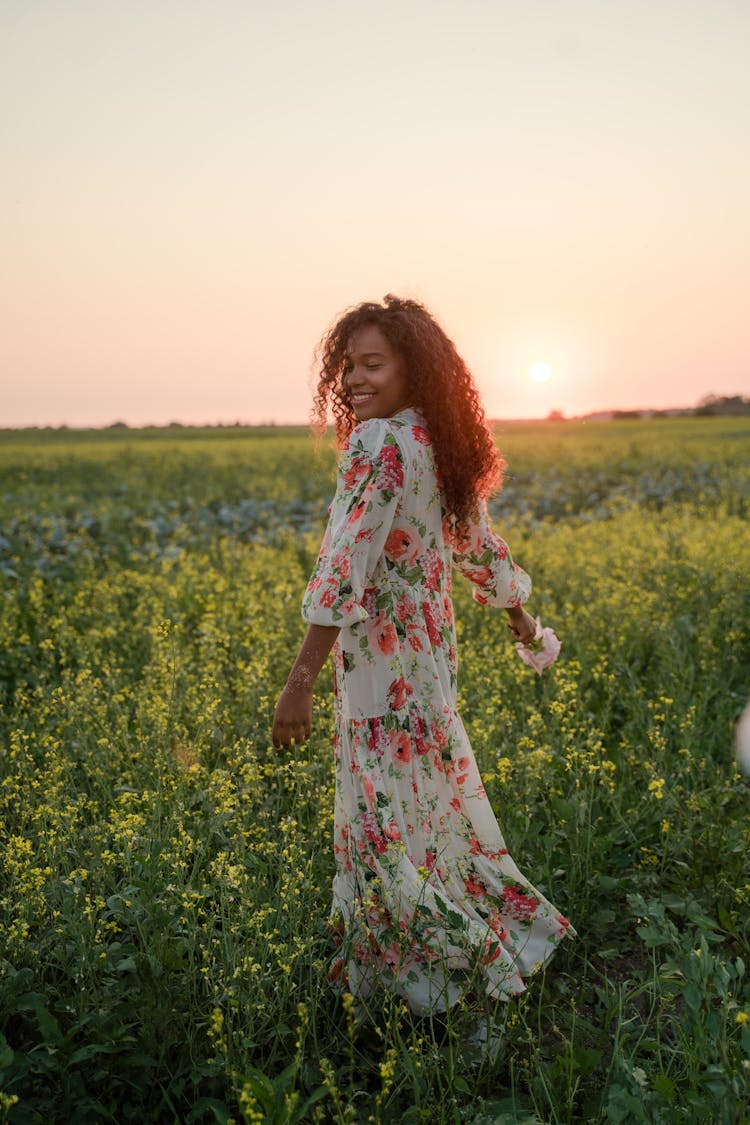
[505,606,538,647]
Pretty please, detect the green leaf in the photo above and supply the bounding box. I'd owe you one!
[683,982,702,1013]
[652,1073,675,1100]
[186,1099,232,1124]
[242,1068,276,1112]
[294,1086,329,1122]
[16,993,62,1044]
[69,1042,122,1064]
[0,1033,13,1071]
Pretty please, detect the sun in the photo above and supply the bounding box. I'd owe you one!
[529,361,553,384]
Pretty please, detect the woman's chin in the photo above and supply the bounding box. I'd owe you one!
[352,403,379,421]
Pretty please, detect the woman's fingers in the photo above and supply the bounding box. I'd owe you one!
[271,685,314,748]
[507,622,535,645]
[272,717,311,750]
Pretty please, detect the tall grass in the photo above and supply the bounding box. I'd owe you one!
[1,418,749,1122]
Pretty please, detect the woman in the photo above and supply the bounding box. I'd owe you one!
[272,295,573,1016]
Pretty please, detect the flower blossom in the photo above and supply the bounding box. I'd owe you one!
[516,617,561,674]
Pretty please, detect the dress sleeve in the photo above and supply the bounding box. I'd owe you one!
[302,419,405,627]
[451,500,532,608]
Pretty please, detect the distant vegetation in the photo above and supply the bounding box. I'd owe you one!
[4,392,749,435]
[693,393,750,416]
[559,393,750,423]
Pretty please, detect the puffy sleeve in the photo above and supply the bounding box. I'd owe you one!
[302,419,405,627]
[452,500,532,608]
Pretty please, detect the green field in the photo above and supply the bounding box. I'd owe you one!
[1,418,749,1123]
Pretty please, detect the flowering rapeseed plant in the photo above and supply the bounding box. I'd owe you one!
[0,418,748,1121]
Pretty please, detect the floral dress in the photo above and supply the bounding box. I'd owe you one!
[303,407,573,1014]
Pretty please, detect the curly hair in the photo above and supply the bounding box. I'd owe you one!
[312,294,504,532]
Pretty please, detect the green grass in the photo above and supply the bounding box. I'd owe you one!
[1,417,749,1123]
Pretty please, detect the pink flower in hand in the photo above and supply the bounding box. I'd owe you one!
[516,617,561,674]
[736,701,750,775]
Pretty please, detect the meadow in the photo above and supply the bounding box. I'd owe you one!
[0,416,749,1124]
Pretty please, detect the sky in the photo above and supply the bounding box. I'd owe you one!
[2,0,749,426]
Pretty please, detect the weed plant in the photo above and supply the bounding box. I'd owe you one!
[0,418,749,1123]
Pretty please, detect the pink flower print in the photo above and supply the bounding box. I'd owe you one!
[347,498,369,528]
[386,677,414,711]
[412,713,429,756]
[382,941,402,969]
[394,593,417,623]
[425,850,436,869]
[385,527,419,564]
[368,719,388,757]
[378,444,404,490]
[390,729,412,765]
[406,623,426,652]
[327,957,345,984]
[432,720,448,750]
[331,551,351,580]
[422,601,441,647]
[342,455,371,489]
[320,582,337,609]
[449,797,461,813]
[555,915,572,938]
[362,774,376,809]
[461,563,493,588]
[361,812,388,855]
[422,549,443,591]
[488,910,507,941]
[411,424,430,444]
[384,819,402,841]
[373,613,399,657]
[483,937,502,964]
[501,885,540,920]
[465,875,487,899]
[361,587,377,616]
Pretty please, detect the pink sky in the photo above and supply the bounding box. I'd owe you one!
[2,0,749,426]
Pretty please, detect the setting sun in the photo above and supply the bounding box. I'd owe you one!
[530,362,553,384]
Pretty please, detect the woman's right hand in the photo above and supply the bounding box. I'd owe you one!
[271,684,313,749]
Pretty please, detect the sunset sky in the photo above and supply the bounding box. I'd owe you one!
[2,0,749,426]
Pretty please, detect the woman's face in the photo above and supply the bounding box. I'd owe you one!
[343,324,411,422]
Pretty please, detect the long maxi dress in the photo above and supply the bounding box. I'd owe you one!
[302,407,574,1014]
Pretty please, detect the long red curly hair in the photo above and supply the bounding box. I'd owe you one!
[312,295,504,532]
